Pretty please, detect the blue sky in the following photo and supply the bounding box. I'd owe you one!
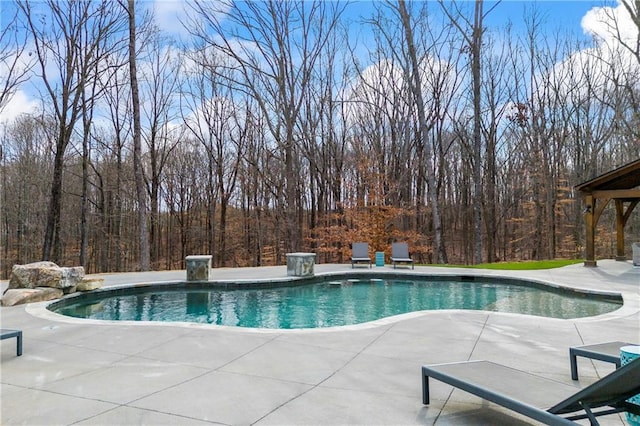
[0,1,609,41]
[481,0,605,31]
[0,0,633,124]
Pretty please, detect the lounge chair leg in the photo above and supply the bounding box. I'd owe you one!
[580,403,600,426]
[570,350,578,380]
[1,329,23,357]
[422,368,430,404]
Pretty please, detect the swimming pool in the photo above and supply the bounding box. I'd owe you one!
[48,274,622,328]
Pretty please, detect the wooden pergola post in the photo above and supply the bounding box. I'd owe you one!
[615,200,625,261]
[584,194,596,267]
[575,159,640,268]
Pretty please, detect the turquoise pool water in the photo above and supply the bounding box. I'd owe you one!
[50,276,622,328]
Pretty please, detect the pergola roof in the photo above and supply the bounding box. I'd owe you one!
[576,158,640,193]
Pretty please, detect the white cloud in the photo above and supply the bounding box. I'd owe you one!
[581,0,639,47]
[343,55,460,127]
[527,1,640,103]
[0,89,40,124]
[577,0,640,95]
[151,0,191,38]
[151,0,232,39]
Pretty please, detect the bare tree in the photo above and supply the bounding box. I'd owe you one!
[162,138,204,265]
[1,116,53,274]
[396,0,448,263]
[140,32,182,268]
[599,0,640,64]
[187,0,346,254]
[95,49,132,272]
[301,22,352,260]
[182,49,247,266]
[76,11,128,268]
[17,0,126,263]
[479,29,513,262]
[440,0,500,263]
[124,0,150,271]
[594,0,640,141]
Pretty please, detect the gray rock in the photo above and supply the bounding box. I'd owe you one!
[9,262,85,290]
[1,287,63,306]
[77,277,104,292]
[9,261,58,289]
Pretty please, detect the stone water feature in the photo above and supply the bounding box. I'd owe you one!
[185,255,212,281]
[286,252,316,277]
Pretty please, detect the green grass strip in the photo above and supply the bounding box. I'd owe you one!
[426,259,583,270]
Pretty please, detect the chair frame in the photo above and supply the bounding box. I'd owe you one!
[422,358,640,426]
[390,242,414,269]
[351,242,372,268]
[569,341,632,380]
[1,329,22,356]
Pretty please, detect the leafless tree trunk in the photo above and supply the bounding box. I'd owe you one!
[469,0,485,264]
[97,56,131,272]
[126,0,150,271]
[79,86,93,267]
[396,0,447,263]
[480,32,512,262]
[440,0,500,263]
[141,32,181,269]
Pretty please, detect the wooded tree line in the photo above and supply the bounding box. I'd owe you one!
[1,0,639,278]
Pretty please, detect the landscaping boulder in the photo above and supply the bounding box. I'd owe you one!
[77,277,104,292]
[9,261,84,290]
[1,287,64,307]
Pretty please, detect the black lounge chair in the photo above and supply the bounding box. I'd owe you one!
[351,242,371,268]
[422,358,640,425]
[390,242,413,269]
[1,329,23,356]
[570,341,634,380]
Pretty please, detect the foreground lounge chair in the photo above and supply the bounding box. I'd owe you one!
[1,329,22,356]
[422,358,640,425]
[570,341,634,380]
[390,242,413,269]
[351,242,371,268]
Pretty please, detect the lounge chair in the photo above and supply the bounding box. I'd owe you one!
[422,358,640,425]
[1,329,22,356]
[570,341,633,380]
[351,242,371,268]
[390,242,413,269]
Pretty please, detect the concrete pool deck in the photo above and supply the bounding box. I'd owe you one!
[1,260,639,425]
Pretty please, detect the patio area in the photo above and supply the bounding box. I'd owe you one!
[1,260,639,425]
